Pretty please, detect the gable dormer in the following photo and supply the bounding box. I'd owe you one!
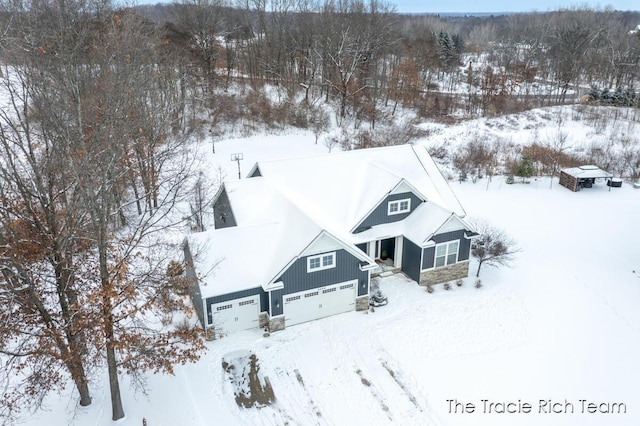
[213,186,237,229]
[248,164,262,178]
[352,179,425,233]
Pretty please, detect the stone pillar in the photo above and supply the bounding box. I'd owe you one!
[259,312,270,329]
[355,295,369,311]
[269,316,285,332]
[205,327,216,341]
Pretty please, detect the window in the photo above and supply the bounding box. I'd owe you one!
[323,287,336,294]
[286,295,300,302]
[216,304,232,311]
[307,252,336,272]
[238,299,255,306]
[434,241,459,268]
[387,198,411,215]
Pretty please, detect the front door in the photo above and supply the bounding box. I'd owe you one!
[378,238,396,262]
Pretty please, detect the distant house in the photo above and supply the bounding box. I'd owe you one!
[559,165,613,192]
[183,145,476,335]
[630,24,640,34]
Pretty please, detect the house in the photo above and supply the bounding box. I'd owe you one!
[183,145,476,335]
[559,165,613,192]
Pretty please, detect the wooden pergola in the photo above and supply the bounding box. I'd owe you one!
[559,165,613,192]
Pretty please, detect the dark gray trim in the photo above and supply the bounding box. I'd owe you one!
[401,237,421,282]
[353,192,423,232]
[213,187,237,229]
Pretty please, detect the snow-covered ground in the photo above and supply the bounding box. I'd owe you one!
[23,108,640,426]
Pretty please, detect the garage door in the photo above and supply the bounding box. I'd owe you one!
[210,295,260,333]
[284,281,357,327]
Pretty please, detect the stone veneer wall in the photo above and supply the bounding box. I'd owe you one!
[269,316,285,332]
[259,312,269,329]
[419,261,470,286]
[356,295,369,311]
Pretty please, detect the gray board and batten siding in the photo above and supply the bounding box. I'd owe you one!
[401,237,422,283]
[421,230,470,270]
[353,192,423,232]
[269,249,369,317]
[213,187,237,229]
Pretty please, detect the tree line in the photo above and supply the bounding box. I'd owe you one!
[134,1,640,124]
[0,0,204,422]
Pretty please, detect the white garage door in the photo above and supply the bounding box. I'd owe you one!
[284,281,357,327]
[210,295,260,333]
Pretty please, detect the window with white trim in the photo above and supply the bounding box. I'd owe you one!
[434,241,459,268]
[387,198,411,215]
[307,252,336,272]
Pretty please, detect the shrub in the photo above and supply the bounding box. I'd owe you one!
[443,282,451,290]
[456,279,463,287]
[475,279,482,288]
[427,284,434,293]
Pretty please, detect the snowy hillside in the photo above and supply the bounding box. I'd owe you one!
[21,106,640,426]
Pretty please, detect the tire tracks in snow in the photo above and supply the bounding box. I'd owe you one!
[319,318,435,424]
[270,364,322,425]
[365,329,442,426]
[355,368,393,422]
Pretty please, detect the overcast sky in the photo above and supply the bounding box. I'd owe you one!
[392,0,639,14]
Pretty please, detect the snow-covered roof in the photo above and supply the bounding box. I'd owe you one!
[249,144,466,231]
[190,177,375,298]
[561,165,613,179]
[188,223,285,298]
[191,144,470,296]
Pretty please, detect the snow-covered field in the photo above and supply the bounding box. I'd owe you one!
[24,108,640,426]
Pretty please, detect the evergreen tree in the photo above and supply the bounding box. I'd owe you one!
[514,155,535,183]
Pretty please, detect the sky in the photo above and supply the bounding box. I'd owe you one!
[392,0,639,14]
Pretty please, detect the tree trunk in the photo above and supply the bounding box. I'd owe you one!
[71,362,92,407]
[476,261,483,277]
[99,228,125,420]
[107,343,124,420]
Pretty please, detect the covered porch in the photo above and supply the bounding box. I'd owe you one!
[355,236,404,276]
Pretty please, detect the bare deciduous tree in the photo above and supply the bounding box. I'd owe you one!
[470,220,520,277]
[0,1,206,422]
